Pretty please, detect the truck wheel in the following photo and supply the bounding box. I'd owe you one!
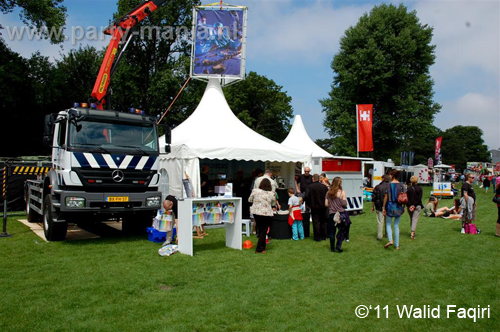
[26,191,41,223]
[43,195,67,241]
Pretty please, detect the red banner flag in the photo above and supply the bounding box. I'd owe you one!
[357,104,373,152]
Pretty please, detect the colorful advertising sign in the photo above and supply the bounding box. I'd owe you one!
[356,104,374,152]
[191,6,247,82]
[435,136,442,165]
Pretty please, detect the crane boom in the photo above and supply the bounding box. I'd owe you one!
[90,0,167,110]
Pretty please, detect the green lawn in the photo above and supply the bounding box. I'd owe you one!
[1,184,499,331]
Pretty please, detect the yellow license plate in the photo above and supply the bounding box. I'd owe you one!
[106,196,129,202]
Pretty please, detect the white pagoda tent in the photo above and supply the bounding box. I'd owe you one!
[158,79,311,198]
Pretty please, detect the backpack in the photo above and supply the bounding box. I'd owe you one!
[397,187,408,204]
[386,183,405,217]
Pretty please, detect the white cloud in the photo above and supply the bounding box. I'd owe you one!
[437,92,500,150]
[414,0,500,87]
[243,1,373,64]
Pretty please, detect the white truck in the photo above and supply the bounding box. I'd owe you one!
[363,160,395,188]
[314,157,369,213]
[25,107,163,240]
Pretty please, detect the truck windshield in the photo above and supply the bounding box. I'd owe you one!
[69,119,158,154]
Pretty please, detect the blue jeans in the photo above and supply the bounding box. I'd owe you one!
[292,220,304,240]
[386,215,401,247]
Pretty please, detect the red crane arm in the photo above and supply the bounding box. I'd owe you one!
[90,0,167,110]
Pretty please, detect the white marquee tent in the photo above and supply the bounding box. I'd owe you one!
[158,78,311,198]
[281,114,334,162]
[281,114,333,174]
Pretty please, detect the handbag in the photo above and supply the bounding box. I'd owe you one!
[493,195,500,204]
[333,211,341,225]
[397,185,408,204]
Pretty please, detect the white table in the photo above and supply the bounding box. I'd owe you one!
[177,197,242,256]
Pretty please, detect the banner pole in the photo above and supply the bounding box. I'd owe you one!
[356,104,359,158]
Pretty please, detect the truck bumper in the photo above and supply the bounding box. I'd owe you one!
[58,191,162,214]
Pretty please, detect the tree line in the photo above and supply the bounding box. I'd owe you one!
[0,1,491,172]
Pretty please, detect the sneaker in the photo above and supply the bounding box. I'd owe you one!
[346,239,349,242]
[461,228,465,234]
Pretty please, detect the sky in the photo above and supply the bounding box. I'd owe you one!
[2,0,499,151]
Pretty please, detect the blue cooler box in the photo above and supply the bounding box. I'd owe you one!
[147,227,167,243]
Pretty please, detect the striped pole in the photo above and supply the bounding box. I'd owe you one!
[1,164,12,238]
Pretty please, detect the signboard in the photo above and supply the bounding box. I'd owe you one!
[191,5,248,85]
[435,136,442,165]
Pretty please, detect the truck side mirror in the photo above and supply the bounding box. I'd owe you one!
[43,113,57,147]
[164,125,171,154]
[159,125,171,154]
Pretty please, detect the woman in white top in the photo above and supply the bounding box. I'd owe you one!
[249,178,276,253]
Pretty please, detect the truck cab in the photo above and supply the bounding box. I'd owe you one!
[27,106,163,240]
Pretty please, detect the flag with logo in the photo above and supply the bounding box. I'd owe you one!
[435,136,442,164]
[357,104,373,152]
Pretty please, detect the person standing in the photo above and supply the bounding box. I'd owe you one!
[295,166,313,195]
[304,174,329,241]
[407,175,423,240]
[371,174,390,242]
[287,188,304,241]
[325,177,348,252]
[249,168,264,235]
[320,173,331,187]
[200,165,210,197]
[383,169,405,250]
[249,178,277,254]
[483,176,491,194]
[254,169,280,210]
[461,173,477,232]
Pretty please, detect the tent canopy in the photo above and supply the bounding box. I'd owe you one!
[159,78,311,163]
[281,115,333,158]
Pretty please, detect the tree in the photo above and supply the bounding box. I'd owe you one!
[224,71,294,142]
[441,126,490,172]
[0,39,44,156]
[0,0,67,44]
[54,45,102,108]
[320,3,441,160]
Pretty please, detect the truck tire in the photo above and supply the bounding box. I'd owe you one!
[26,191,41,223]
[43,195,67,241]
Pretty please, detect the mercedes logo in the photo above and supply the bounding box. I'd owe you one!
[112,170,124,183]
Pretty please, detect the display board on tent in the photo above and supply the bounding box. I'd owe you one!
[190,3,248,86]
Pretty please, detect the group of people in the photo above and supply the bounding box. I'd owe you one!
[160,165,500,254]
[248,167,351,254]
[370,170,500,249]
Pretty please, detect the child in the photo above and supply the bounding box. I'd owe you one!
[288,188,304,240]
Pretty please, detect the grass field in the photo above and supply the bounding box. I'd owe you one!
[1,184,499,331]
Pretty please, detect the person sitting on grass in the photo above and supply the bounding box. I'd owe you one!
[423,196,452,218]
[442,199,463,220]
